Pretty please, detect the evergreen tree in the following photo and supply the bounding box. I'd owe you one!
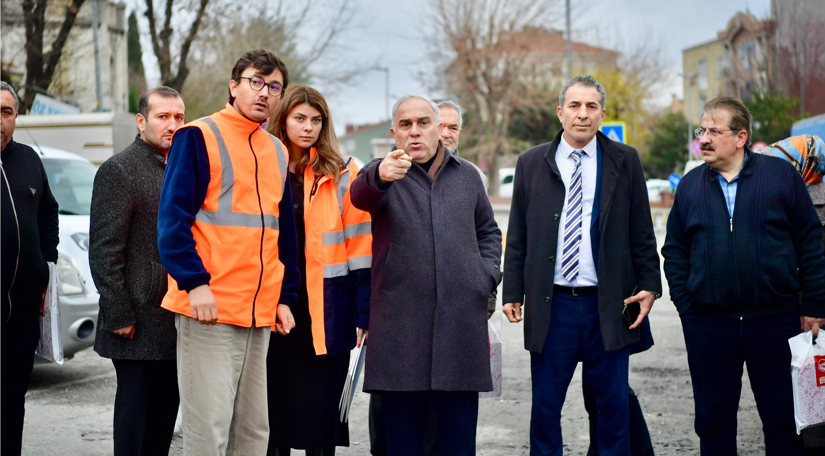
[127,12,147,114]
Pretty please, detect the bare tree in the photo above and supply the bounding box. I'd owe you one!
[143,0,209,92]
[427,0,563,196]
[178,0,364,120]
[20,0,86,111]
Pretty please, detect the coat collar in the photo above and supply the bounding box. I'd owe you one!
[131,135,166,165]
[214,103,266,135]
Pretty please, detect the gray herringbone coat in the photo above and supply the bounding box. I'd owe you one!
[351,147,502,392]
[90,136,175,360]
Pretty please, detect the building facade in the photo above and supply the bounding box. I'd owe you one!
[1,0,129,113]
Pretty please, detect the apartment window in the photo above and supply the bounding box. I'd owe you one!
[716,56,724,78]
[698,59,708,91]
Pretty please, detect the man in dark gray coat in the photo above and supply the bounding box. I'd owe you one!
[351,94,502,455]
[90,87,185,456]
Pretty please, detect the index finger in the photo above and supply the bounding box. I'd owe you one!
[389,150,406,159]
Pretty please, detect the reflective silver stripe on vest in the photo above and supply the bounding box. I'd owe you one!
[347,255,372,271]
[321,230,345,246]
[195,118,282,230]
[267,133,288,192]
[195,210,279,229]
[202,118,234,211]
[336,157,351,215]
[323,262,349,278]
[343,222,371,239]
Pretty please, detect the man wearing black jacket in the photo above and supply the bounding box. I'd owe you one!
[90,87,185,455]
[0,81,59,455]
[663,96,825,455]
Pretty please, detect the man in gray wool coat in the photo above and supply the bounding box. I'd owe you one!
[351,94,502,455]
[89,87,185,456]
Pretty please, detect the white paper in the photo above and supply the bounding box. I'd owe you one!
[339,344,366,422]
[36,262,64,364]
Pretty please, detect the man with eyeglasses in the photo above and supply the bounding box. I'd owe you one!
[663,96,825,455]
[157,49,301,454]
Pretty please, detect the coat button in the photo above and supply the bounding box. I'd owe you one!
[553,214,559,221]
[549,255,555,262]
[294,204,299,209]
[545,296,550,302]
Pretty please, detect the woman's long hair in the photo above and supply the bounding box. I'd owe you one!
[267,85,342,183]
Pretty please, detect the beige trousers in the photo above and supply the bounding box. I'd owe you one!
[176,315,271,456]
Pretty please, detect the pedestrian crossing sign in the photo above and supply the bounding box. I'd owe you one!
[600,121,626,143]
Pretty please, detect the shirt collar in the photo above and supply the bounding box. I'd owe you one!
[709,150,750,180]
[559,133,597,159]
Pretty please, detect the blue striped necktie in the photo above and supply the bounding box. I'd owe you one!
[561,150,583,282]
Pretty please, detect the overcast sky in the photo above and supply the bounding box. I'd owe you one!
[142,0,771,134]
[321,0,771,133]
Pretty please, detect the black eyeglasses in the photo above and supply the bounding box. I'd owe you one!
[240,76,283,96]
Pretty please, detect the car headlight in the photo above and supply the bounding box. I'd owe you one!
[56,253,86,296]
[71,233,89,251]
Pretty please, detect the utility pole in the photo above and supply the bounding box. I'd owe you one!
[799,1,806,115]
[91,0,103,112]
[565,0,572,80]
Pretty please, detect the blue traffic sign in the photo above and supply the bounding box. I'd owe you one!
[668,173,681,188]
[600,121,626,143]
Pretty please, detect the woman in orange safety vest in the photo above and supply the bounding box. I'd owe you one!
[265,85,372,455]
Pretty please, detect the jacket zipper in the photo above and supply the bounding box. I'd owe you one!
[249,131,265,326]
[1,161,20,322]
[717,174,744,319]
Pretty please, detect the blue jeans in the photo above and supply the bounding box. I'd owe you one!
[681,307,803,455]
[530,290,630,456]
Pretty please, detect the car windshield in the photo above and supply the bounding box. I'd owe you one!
[41,159,98,215]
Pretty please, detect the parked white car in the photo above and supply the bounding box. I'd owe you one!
[29,144,99,361]
[498,167,515,198]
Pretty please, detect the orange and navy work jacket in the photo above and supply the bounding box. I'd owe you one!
[299,149,372,356]
[157,104,301,327]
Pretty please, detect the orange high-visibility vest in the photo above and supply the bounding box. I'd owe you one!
[162,104,289,327]
[299,149,372,355]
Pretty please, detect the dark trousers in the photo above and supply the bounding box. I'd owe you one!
[369,394,439,456]
[583,382,654,456]
[530,290,630,456]
[681,307,803,456]
[382,390,478,456]
[1,306,40,456]
[111,358,180,456]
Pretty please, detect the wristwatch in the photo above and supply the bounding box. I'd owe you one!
[652,292,662,299]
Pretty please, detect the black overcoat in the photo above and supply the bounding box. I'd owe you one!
[351,148,502,392]
[503,130,661,353]
[90,136,175,360]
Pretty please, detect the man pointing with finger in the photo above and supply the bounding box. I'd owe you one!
[351,94,502,454]
[503,75,661,455]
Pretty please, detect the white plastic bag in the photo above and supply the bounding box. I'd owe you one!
[35,262,64,364]
[480,314,502,398]
[788,330,825,434]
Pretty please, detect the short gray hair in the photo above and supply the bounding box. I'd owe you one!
[559,75,606,110]
[0,81,20,112]
[433,99,463,128]
[392,95,440,127]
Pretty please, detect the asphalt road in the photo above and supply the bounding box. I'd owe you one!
[21,227,768,455]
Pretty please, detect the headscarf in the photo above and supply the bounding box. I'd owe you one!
[760,134,825,186]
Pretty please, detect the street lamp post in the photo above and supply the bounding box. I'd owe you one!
[680,71,699,163]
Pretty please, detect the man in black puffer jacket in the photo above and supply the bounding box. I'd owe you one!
[0,82,59,455]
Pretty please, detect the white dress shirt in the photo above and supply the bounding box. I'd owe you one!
[553,134,598,287]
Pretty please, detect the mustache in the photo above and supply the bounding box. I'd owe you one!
[701,144,715,151]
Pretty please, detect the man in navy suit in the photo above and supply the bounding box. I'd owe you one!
[503,75,662,455]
